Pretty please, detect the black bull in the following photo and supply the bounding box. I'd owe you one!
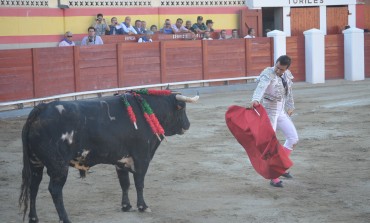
[19,92,199,223]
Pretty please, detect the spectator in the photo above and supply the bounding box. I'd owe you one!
[141,20,148,33]
[81,27,104,45]
[93,13,109,36]
[138,31,154,43]
[172,18,190,33]
[185,20,194,33]
[150,25,158,33]
[202,31,213,40]
[58,31,75,47]
[160,19,174,34]
[229,29,239,39]
[244,28,256,38]
[218,29,227,40]
[134,20,144,34]
[121,16,137,35]
[108,17,126,35]
[206,19,214,32]
[192,16,207,34]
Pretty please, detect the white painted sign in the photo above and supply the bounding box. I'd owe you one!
[246,0,357,8]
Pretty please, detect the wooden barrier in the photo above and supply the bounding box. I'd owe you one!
[101,35,138,44]
[246,37,274,76]
[162,41,203,83]
[33,47,75,98]
[287,36,306,82]
[3,39,265,103]
[205,39,246,79]
[76,44,118,92]
[325,35,344,79]
[119,42,161,86]
[101,32,220,44]
[0,49,33,102]
[365,34,370,78]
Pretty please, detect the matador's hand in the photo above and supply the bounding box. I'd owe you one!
[247,100,259,109]
[287,109,294,116]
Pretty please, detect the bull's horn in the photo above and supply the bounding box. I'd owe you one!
[176,92,199,103]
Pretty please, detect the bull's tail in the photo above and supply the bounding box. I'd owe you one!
[19,104,45,221]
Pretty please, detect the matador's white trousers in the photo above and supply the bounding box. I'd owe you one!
[264,100,299,150]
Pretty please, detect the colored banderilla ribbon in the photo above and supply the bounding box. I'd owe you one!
[121,89,169,141]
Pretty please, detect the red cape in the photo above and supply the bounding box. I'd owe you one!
[225,105,293,179]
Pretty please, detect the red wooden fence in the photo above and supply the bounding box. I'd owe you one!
[365,34,370,78]
[286,36,306,82]
[325,35,344,79]
[0,38,273,103]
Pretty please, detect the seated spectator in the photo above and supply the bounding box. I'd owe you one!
[192,16,207,34]
[150,25,158,33]
[108,17,126,35]
[138,31,154,43]
[121,16,137,35]
[81,27,104,45]
[229,29,239,39]
[141,20,148,33]
[160,19,174,34]
[172,18,190,33]
[134,20,144,34]
[244,28,256,38]
[93,13,110,36]
[185,20,195,33]
[218,29,227,40]
[206,19,214,32]
[59,31,75,47]
[202,31,213,40]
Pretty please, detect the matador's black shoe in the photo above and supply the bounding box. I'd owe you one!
[282,172,293,179]
[270,180,283,188]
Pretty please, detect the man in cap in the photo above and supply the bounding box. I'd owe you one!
[191,16,207,34]
[206,19,214,32]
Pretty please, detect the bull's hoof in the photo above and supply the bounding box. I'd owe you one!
[29,217,39,223]
[138,205,151,212]
[121,204,132,212]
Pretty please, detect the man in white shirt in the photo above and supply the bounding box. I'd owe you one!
[171,18,190,33]
[244,28,256,38]
[138,31,154,43]
[121,16,137,35]
[58,31,75,47]
[81,27,104,45]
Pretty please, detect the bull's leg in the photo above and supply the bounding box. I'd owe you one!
[115,166,132,212]
[28,164,44,223]
[133,173,150,212]
[47,166,71,223]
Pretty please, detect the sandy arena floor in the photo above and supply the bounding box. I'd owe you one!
[1,79,370,223]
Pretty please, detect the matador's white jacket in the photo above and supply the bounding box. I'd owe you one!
[252,67,295,114]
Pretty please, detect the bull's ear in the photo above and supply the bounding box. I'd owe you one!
[176,101,186,110]
[176,105,183,110]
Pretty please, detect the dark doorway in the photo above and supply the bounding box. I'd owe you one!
[262,7,283,36]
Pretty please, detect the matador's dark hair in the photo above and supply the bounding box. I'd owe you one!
[276,55,292,68]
